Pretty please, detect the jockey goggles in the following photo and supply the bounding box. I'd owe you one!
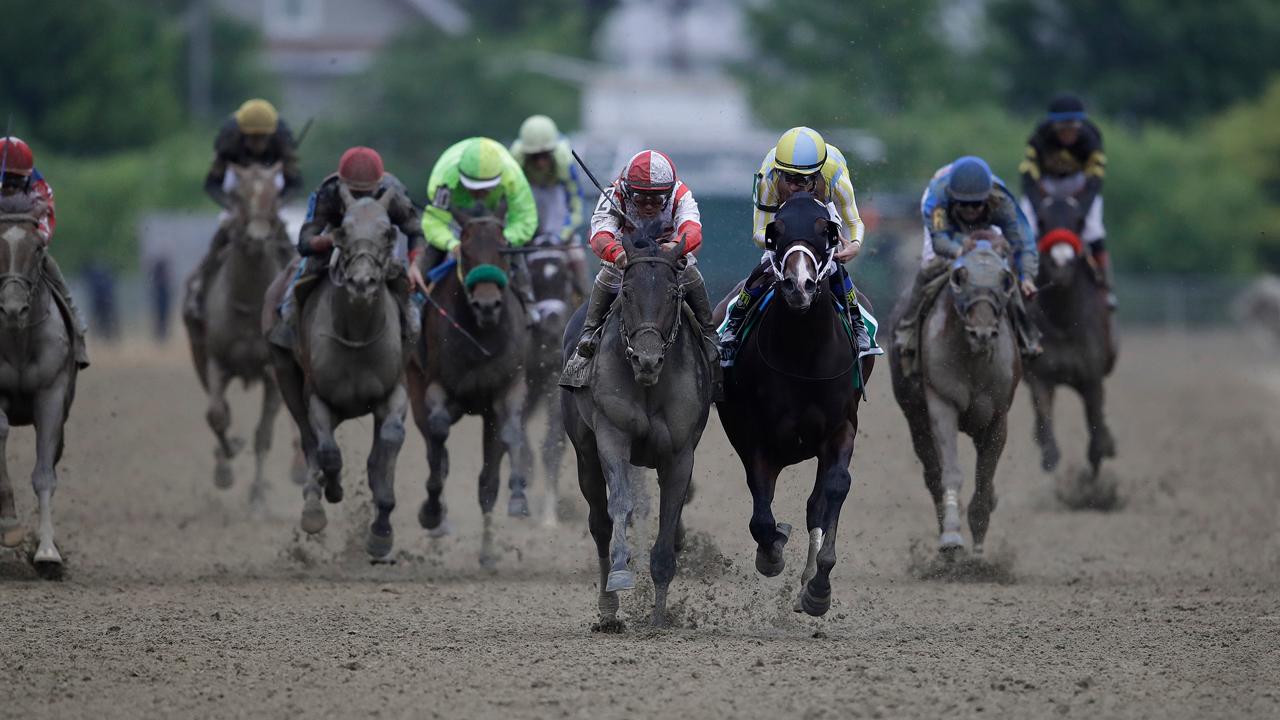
[781,171,817,188]
[629,189,669,209]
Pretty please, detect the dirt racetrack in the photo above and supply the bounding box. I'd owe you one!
[1,330,1278,719]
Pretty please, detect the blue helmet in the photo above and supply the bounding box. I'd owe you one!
[947,156,993,203]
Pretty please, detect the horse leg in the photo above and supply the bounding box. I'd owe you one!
[365,384,407,562]
[248,373,283,511]
[307,394,343,503]
[592,423,636,592]
[30,376,71,577]
[925,387,966,554]
[0,406,23,548]
[498,379,532,519]
[745,451,788,577]
[903,400,945,530]
[1028,374,1060,472]
[417,381,457,535]
[575,437,622,631]
[970,414,1008,555]
[205,359,241,489]
[650,446,694,627]
[540,388,568,528]
[796,420,856,617]
[1080,378,1116,476]
[477,411,505,569]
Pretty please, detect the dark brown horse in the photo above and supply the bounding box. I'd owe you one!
[407,210,531,568]
[562,220,713,629]
[0,197,79,577]
[264,187,408,561]
[185,163,293,506]
[890,235,1020,556]
[1025,190,1118,491]
[712,196,875,616]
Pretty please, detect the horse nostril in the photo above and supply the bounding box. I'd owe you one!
[18,304,29,316]
[782,278,797,294]
[803,279,816,295]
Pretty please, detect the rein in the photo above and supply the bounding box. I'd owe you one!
[320,321,388,349]
[752,289,858,382]
[618,255,685,362]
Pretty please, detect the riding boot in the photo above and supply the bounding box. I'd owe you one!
[185,225,232,324]
[718,261,771,368]
[386,270,419,346]
[268,259,311,350]
[575,274,618,358]
[1091,243,1117,310]
[41,255,89,369]
[680,265,724,402]
[1011,290,1043,359]
[831,267,871,355]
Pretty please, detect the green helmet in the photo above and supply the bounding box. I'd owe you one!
[459,138,504,190]
[517,115,559,155]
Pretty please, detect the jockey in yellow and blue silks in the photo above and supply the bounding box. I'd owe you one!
[509,115,590,300]
[894,155,1041,365]
[719,126,874,366]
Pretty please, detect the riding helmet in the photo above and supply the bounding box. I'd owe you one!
[773,127,827,175]
[947,156,994,203]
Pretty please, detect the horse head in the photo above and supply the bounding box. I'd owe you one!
[332,182,397,306]
[226,162,285,254]
[1036,179,1089,288]
[617,219,685,386]
[765,193,839,312]
[0,195,47,328]
[452,205,512,329]
[950,229,1016,355]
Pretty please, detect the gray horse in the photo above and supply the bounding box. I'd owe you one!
[890,237,1020,555]
[562,222,713,629]
[0,198,79,577]
[185,163,294,505]
[521,237,576,527]
[264,187,408,560]
[407,210,532,568]
[1025,193,1118,479]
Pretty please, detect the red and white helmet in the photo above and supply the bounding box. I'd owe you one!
[621,150,677,195]
[0,137,35,176]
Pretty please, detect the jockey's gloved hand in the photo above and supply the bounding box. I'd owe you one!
[407,263,428,294]
[834,239,861,262]
[310,234,335,254]
[1020,278,1038,298]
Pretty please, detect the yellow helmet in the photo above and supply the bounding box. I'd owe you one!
[517,115,559,155]
[773,126,827,175]
[234,99,279,135]
[459,138,505,190]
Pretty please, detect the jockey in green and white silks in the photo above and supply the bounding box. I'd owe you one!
[719,126,879,367]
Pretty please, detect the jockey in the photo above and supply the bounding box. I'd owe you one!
[0,137,88,368]
[719,126,869,366]
[895,156,1041,364]
[417,137,538,305]
[509,115,590,301]
[189,99,301,322]
[267,147,424,349]
[573,150,720,373]
[1018,94,1113,307]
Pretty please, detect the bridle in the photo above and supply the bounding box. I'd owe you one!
[617,254,684,363]
[0,216,47,326]
[769,240,837,284]
[455,216,511,307]
[950,243,1014,321]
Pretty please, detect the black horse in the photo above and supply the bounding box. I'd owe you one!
[561,220,713,630]
[1025,188,1118,486]
[712,196,875,617]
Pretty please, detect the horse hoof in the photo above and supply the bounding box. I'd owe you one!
[418,500,445,530]
[605,569,635,593]
[323,481,344,504]
[798,584,832,617]
[938,531,966,553]
[1041,447,1061,473]
[300,497,327,535]
[33,545,63,580]
[755,548,786,577]
[0,520,24,548]
[366,527,394,560]
[591,617,627,634]
[214,462,234,490]
[972,543,985,557]
[507,493,530,518]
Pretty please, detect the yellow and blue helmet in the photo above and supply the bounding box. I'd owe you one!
[773,127,827,175]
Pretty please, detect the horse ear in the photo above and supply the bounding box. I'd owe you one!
[671,232,688,259]
[765,219,784,251]
[377,188,395,209]
[815,218,840,247]
[338,181,357,209]
[617,230,637,260]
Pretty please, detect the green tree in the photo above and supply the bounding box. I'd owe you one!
[987,0,1280,124]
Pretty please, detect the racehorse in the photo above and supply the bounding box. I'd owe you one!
[264,185,408,560]
[0,195,79,577]
[185,163,293,506]
[407,208,532,568]
[890,234,1020,555]
[712,195,875,616]
[1025,188,1118,481]
[562,220,713,629]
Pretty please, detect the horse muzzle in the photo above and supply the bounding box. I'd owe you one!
[780,275,816,311]
[626,346,664,386]
[965,323,1000,355]
[469,293,503,328]
[0,298,30,326]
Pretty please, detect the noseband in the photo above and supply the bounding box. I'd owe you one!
[770,241,836,283]
[618,255,684,363]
